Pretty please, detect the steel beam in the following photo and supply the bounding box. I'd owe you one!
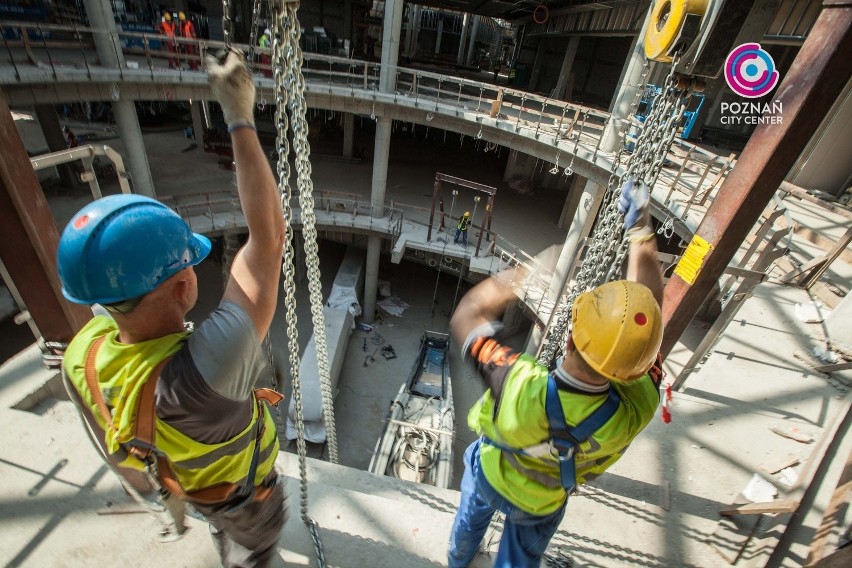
[0,89,91,342]
[661,1,852,357]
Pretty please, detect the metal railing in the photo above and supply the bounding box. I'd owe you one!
[0,19,734,228]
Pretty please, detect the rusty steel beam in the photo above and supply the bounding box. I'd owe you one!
[661,1,852,357]
[0,89,91,342]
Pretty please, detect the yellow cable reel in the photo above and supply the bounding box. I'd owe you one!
[644,0,709,63]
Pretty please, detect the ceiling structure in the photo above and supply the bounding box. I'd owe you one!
[411,0,646,23]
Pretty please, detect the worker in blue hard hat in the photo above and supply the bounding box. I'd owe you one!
[57,48,288,567]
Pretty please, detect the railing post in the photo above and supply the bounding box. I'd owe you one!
[37,25,57,78]
[74,25,91,79]
[2,26,21,80]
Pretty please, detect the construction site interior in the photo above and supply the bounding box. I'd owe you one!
[1,0,851,567]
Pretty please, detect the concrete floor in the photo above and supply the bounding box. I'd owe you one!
[2,110,851,566]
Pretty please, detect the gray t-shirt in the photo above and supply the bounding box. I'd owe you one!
[155,301,267,444]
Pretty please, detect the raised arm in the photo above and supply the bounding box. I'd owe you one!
[619,180,664,307]
[449,269,520,350]
[207,49,286,338]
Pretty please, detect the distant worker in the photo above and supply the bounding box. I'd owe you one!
[454,211,471,246]
[159,12,178,69]
[58,49,288,567]
[447,179,665,567]
[259,28,272,78]
[178,12,198,70]
[63,126,78,148]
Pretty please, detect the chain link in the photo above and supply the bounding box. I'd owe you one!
[246,0,263,71]
[538,55,688,365]
[281,6,340,467]
[273,3,329,566]
[221,0,233,48]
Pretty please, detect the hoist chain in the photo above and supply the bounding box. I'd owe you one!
[281,4,340,467]
[537,55,688,366]
[221,0,233,47]
[246,0,263,71]
[273,3,329,567]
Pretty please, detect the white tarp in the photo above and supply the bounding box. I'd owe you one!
[326,247,365,319]
[377,297,410,318]
[286,307,353,442]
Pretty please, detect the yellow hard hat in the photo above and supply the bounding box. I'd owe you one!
[164,12,172,20]
[178,11,186,20]
[463,211,470,217]
[571,280,662,382]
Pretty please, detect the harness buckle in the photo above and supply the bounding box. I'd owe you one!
[549,442,575,462]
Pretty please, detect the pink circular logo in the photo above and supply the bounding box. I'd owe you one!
[725,43,780,99]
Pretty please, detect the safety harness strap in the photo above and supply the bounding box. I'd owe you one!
[545,374,620,492]
[84,336,114,432]
[83,338,282,507]
[482,374,620,493]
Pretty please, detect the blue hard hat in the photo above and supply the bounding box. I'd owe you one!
[57,194,211,305]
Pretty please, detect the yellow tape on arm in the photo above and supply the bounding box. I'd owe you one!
[674,234,714,286]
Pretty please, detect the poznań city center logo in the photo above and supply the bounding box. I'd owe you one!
[721,42,783,126]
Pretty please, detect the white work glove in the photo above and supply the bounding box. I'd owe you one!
[618,178,655,243]
[206,48,255,128]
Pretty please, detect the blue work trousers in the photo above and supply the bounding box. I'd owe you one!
[448,440,567,568]
[454,228,468,246]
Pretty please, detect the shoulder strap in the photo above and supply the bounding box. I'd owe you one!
[85,336,115,432]
[545,374,621,492]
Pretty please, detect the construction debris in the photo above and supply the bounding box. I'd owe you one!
[770,426,814,444]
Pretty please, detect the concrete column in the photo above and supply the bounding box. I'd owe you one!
[465,15,480,66]
[557,173,586,230]
[82,0,125,67]
[112,101,156,197]
[365,0,403,323]
[33,105,81,190]
[83,0,154,197]
[601,5,654,153]
[502,150,534,182]
[343,113,355,159]
[435,17,444,55]
[190,101,205,141]
[363,118,392,324]
[553,36,580,101]
[410,5,421,58]
[528,39,547,92]
[379,0,405,92]
[525,179,605,353]
[457,14,470,65]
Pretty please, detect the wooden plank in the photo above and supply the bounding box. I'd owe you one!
[719,500,799,516]
[760,454,801,475]
[807,446,852,564]
[708,498,761,564]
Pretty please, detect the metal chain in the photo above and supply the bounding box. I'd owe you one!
[281,3,340,466]
[221,0,233,47]
[273,4,328,567]
[538,55,688,365]
[247,0,263,71]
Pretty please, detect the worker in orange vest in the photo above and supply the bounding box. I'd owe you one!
[159,12,177,69]
[178,12,198,70]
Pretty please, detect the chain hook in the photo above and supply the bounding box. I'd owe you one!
[549,151,561,174]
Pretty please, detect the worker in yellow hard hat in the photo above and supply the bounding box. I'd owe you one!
[454,210,471,246]
[177,11,198,70]
[447,179,664,567]
[159,12,177,69]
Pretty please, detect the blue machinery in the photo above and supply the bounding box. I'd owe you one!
[625,84,705,151]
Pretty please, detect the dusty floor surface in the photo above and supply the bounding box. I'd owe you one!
[1,109,851,567]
